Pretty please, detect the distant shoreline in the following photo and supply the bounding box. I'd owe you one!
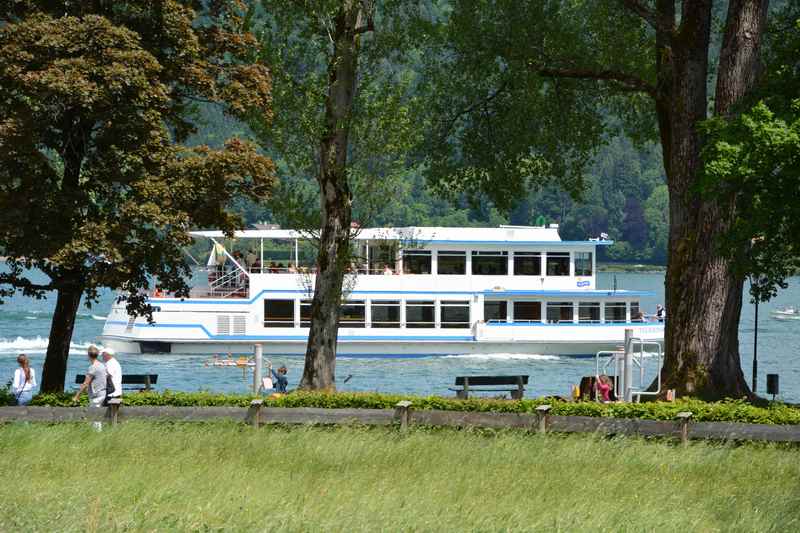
[598,262,666,273]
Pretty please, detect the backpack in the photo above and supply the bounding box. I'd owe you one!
[105,372,116,396]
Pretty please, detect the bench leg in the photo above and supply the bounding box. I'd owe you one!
[456,390,468,400]
[510,389,523,400]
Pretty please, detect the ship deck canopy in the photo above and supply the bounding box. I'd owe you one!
[189,226,613,246]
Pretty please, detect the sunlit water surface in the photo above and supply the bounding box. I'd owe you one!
[1,271,798,400]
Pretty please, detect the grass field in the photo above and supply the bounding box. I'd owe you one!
[1,422,798,532]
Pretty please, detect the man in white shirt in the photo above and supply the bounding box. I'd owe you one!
[102,347,123,400]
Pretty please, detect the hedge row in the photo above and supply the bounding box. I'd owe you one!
[7,389,800,425]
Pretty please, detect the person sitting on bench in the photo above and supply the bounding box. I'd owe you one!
[596,374,614,402]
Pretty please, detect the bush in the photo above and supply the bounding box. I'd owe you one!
[11,389,800,425]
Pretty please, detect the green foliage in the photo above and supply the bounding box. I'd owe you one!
[247,0,426,233]
[0,2,276,309]
[701,6,800,301]
[20,390,800,425]
[420,0,655,211]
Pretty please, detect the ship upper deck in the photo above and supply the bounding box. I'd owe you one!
[177,225,621,300]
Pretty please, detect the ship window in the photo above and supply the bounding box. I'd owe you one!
[575,252,593,276]
[300,299,312,327]
[631,301,643,322]
[579,302,601,323]
[546,252,570,276]
[546,302,574,323]
[514,252,541,276]
[471,251,508,275]
[264,299,294,327]
[605,302,627,323]
[406,301,435,328]
[514,301,541,322]
[437,251,466,275]
[340,301,366,328]
[403,250,432,275]
[484,301,507,323]
[371,300,400,328]
[441,300,470,328]
[368,243,397,274]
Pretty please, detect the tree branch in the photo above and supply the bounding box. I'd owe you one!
[354,0,375,35]
[0,275,55,292]
[620,0,675,36]
[536,66,657,97]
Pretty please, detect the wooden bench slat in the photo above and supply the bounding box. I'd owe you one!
[75,374,158,385]
[454,375,529,386]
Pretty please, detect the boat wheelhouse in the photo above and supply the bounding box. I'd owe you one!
[101,225,664,357]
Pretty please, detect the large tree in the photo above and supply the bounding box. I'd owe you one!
[0,1,275,392]
[701,3,800,304]
[423,0,771,399]
[250,0,423,389]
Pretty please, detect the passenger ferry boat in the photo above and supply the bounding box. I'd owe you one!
[101,225,664,357]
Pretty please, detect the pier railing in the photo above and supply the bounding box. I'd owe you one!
[2,402,800,444]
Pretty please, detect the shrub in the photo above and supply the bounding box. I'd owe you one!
[11,390,800,425]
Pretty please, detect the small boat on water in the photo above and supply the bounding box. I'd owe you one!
[771,306,800,320]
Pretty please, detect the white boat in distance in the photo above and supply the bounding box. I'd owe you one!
[101,225,664,357]
[771,306,800,320]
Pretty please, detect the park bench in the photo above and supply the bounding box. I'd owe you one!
[75,373,158,392]
[449,375,528,400]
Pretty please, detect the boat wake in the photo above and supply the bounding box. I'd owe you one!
[0,336,95,354]
[443,353,561,361]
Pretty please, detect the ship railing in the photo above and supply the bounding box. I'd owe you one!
[190,268,249,299]
[595,338,663,403]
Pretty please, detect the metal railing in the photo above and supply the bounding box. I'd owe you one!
[595,333,663,403]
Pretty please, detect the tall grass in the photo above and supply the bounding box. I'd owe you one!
[1,422,799,532]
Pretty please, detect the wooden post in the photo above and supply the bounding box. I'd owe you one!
[395,400,412,433]
[514,376,524,400]
[249,399,263,429]
[144,375,152,392]
[253,344,263,394]
[107,398,122,426]
[463,377,470,400]
[535,404,551,434]
[676,411,693,445]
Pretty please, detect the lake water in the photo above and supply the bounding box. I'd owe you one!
[1,272,799,401]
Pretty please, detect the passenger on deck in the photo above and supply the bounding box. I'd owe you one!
[268,261,278,273]
[288,264,297,273]
[383,264,393,275]
[656,304,665,322]
[246,251,257,270]
[596,374,613,402]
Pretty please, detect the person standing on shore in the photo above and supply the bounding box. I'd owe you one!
[102,347,122,403]
[73,345,107,407]
[12,354,36,406]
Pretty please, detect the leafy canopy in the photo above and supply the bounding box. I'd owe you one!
[420,0,656,210]
[701,6,800,301]
[0,1,276,313]
[249,0,430,231]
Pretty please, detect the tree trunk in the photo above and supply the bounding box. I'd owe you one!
[40,284,83,392]
[656,1,768,400]
[299,4,361,390]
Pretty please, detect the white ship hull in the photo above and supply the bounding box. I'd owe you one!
[102,316,664,358]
